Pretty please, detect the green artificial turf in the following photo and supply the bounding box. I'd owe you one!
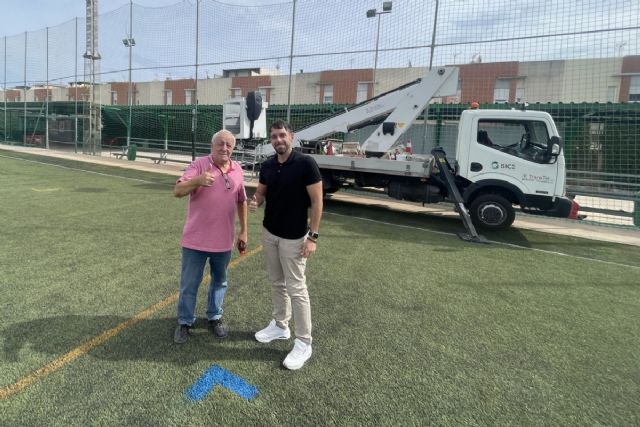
[1,150,639,426]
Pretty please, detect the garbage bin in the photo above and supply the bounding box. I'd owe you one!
[127,144,137,161]
[634,191,640,227]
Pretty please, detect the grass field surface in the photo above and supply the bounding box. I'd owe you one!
[1,150,639,426]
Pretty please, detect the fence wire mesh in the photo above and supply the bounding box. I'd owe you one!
[1,0,639,226]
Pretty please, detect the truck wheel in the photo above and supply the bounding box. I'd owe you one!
[469,194,515,229]
[321,175,340,196]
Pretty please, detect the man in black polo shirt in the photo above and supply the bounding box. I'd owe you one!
[249,119,323,370]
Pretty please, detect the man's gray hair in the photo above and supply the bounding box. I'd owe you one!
[211,129,236,146]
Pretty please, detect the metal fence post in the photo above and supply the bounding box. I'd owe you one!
[23,32,27,147]
[428,0,439,71]
[3,36,6,143]
[46,27,49,150]
[191,0,200,160]
[127,0,133,149]
[74,17,78,153]
[286,0,297,123]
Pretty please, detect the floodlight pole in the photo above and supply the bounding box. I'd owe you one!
[373,13,381,93]
[367,2,392,97]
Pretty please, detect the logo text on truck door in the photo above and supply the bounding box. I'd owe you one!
[491,161,516,170]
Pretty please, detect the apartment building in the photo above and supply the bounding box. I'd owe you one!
[1,57,639,106]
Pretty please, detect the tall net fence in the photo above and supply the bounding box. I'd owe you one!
[1,0,639,226]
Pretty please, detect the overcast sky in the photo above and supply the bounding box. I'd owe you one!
[1,0,638,85]
[0,0,283,37]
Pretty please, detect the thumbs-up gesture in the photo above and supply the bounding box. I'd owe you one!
[200,164,215,187]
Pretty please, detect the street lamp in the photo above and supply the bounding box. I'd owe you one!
[367,1,392,96]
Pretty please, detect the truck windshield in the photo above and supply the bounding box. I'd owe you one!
[477,119,551,163]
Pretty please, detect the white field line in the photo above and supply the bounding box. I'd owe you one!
[0,153,169,185]
[326,212,640,271]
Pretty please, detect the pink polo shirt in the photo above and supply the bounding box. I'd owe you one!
[177,156,247,252]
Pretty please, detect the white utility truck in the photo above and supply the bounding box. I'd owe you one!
[249,67,579,240]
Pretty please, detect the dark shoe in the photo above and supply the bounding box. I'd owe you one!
[174,324,191,344]
[209,319,228,338]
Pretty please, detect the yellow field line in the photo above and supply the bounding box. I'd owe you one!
[0,245,263,400]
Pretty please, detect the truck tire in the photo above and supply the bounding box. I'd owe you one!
[321,174,340,196]
[469,194,515,230]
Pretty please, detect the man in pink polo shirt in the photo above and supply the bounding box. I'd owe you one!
[173,129,248,344]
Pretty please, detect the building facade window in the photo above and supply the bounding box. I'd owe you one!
[323,84,333,104]
[231,88,242,98]
[629,76,640,103]
[163,89,172,105]
[185,89,195,105]
[607,86,617,103]
[110,91,118,105]
[356,82,369,103]
[515,87,525,103]
[494,79,510,103]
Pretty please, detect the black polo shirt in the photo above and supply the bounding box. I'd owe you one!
[259,151,322,239]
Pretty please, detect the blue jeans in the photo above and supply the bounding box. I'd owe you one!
[177,247,231,326]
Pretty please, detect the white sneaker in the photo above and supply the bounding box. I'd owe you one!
[282,339,312,370]
[255,319,291,343]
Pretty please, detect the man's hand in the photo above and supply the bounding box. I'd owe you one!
[249,194,259,213]
[199,164,215,187]
[301,239,316,258]
[237,230,248,255]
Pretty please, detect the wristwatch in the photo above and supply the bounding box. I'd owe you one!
[307,230,319,240]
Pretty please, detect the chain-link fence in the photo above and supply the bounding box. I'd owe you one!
[1,0,639,226]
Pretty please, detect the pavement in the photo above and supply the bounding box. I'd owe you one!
[2,144,640,247]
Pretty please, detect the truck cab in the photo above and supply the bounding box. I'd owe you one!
[455,108,575,228]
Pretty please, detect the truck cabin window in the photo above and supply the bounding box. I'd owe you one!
[477,120,551,163]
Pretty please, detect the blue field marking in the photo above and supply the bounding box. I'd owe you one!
[184,364,259,401]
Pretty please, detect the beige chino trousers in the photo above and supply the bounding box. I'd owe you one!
[262,227,312,345]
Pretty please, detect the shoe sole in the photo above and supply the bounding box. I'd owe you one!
[174,326,191,344]
[283,355,311,370]
[210,326,228,339]
[255,334,291,343]
[174,333,189,344]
